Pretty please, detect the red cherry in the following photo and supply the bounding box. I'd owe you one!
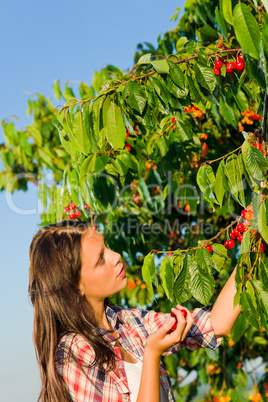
[224,240,235,250]
[202,143,209,150]
[84,204,90,209]
[91,225,97,231]
[205,245,213,253]
[71,203,77,210]
[171,117,176,123]
[236,224,245,233]
[69,214,75,219]
[241,210,247,218]
[232,229,240,237]
[180,309,187,318]
[195,163,199,168]
[213,68,221,76]
[260,244,265,252]
[172,125,176,130]
[236,62,245,71]
[237,234,244,243]
[184,107,189,113]
[230,231,237,239]
[193,105,199,110]
[226,64,234,73]
[215,60,223,69]
[126,132,130,138]
[125,143,132,151]
[217,43,223,48]
[64,206,70,212]
[75,211,81,218]
[238,55,244,63]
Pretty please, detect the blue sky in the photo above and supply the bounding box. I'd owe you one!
[0,1,183,400]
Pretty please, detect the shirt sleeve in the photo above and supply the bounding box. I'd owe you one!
[55,334,101,402]
[135,304,223,353]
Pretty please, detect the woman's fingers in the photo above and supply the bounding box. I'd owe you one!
[169,306,194,341]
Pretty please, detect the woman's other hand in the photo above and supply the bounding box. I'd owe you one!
[144,305,194,358]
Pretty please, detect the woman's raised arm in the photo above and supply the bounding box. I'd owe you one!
[136,308,194,402]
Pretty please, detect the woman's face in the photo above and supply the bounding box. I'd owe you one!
[79,229,127,303]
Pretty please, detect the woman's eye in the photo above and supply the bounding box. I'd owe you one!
[98,253,105,264]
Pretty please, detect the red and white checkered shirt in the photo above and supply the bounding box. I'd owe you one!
[55,304,222,401]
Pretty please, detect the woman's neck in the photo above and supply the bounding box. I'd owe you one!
[90,300,111,330]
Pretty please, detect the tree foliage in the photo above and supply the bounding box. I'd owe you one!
[1,0,268,400]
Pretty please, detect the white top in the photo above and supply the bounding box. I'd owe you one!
[123,360,169,402]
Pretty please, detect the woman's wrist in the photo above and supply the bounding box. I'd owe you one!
[144,345,162,363]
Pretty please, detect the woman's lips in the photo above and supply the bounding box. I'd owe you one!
[117,266,126,278]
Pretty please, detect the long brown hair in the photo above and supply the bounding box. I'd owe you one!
[29,220,116,402]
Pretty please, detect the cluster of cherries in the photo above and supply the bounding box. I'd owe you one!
[184,105,205,120]
[239,110,263,132]
[64,202,97,229]
[204,222,247,253]
[125,122,139,151]
[204,201,268,252]
[213,54,245,76]
[64,202,84,219]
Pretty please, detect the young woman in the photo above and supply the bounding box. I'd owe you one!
[29,220,241,402]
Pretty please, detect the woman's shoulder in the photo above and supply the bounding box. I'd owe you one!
[109,305,150,321]
[56,332,94,362]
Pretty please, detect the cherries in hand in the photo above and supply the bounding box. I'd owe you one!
[168,309,187,333]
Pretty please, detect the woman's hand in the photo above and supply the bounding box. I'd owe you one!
[144,305,194,359]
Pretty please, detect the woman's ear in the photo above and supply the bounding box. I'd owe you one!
[78,283,85,298]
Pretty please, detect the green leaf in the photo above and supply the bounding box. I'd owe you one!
[252,280,268,315]
[141,253,157,299]
[240,230,250,255]
[231,314,250,343]
[225,154,245,206]
[95,155,110,174]
[221,0,233,25]
[188,254,215,305]
[258,201,268,244]
[123,81,147,114]
[160,256,174,302]
[187,74,204,104]
[215,6,229,42]
[20,132,32,158]
[151,60,170,74]
[174,258,192,304]
[53,79,61,100]
[138,53,151,63]
[72,110,90,155]
[197,164,217,208]
[167,61,185,89]
[174,119,193,142]
[219,97,234,125]
[150,77,171,106]
[243,53,267,90]
[26,126,43,146]
[194,62,216,92]
[262,13,268,63]
[175,37,188,52]
[240,291,260,330]
[195,248,212,274]
[106,103,126,149]
[196,24,218,42]
[214,160,227,207]
[234,90,249,112]
[233,3,261,60]
[244,147,266,180]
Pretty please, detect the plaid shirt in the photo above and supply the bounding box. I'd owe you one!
[55,304,223,401]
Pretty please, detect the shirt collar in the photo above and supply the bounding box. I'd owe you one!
[96,305,121,335]
[105,305,120,328]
